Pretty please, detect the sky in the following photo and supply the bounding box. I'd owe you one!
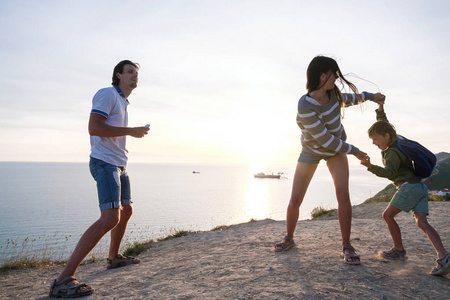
[1,0,449,167]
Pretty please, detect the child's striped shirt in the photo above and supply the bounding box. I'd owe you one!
[296,90,374,157]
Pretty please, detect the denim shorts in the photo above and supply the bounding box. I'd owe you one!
[390,182,428,214]
[89,157,132,211]
[298,150,333,164]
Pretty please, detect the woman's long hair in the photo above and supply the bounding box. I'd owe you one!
[306,56,363,107]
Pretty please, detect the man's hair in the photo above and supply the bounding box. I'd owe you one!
[112,60,139,86]
[368,120,397,143]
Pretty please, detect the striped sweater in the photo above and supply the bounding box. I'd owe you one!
[296,90,375,157]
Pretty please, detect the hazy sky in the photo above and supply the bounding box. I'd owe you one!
[1,0,449,167]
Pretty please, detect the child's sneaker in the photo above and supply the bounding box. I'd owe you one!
[380,247,407,260]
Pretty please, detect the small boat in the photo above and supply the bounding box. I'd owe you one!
[192,171,200,174]
[254,172,282,179]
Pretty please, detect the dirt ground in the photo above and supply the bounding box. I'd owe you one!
[1,202,450,299]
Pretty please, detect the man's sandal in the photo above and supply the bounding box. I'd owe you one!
[274,235,295,252]
[341,244,361,265]
[430,253,450,276]
[49,276,94,298]
[380,247,407,260]
[107,254,141,269]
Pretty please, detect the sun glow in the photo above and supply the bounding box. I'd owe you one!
[224,107,291,165]
[242,167,271,220]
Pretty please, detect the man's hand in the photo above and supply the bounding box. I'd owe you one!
[89,113,150,138]
[130,126,150,138]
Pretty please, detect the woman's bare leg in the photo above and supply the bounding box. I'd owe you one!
[326,153,358,262]
[275,162,318,250]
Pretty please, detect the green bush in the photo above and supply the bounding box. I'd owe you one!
[123,240,153,257]
[157,229,191,241]
[428,194,448,202]
[310,206,336,219]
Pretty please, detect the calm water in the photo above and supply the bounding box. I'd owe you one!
[0,162,387,262]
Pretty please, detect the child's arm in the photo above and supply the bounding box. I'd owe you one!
[378,102,384,112]
[376,103,389,122]
[361,150,403,179]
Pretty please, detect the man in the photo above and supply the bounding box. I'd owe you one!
[49,60,149,298]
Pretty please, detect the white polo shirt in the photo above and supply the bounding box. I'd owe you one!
[90,86,129,166]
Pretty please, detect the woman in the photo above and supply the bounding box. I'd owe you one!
[274,55,385,265]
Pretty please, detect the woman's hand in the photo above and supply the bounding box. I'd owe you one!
[356,151,368,161]
[372,93,386,105]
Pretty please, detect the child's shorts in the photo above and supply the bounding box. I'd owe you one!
[89,157,132,211]
[390,182,428,214]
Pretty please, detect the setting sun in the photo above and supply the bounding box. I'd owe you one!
[226,115,288,165]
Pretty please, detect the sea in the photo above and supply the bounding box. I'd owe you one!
[0,161,387,263]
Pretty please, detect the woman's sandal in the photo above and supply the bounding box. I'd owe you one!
[274,235,295,252]
[341,244,361,265]
[380,247,407,260]
[107,254,141,269]
[430,253,450,276]
[49,276,94,298]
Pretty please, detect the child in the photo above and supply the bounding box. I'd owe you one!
[274,55,385,265]
[360,103,450,276]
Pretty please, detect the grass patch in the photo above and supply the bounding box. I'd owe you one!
[1,226,195,273]
[157,229,191,241]
[428,195,450,202]
[364,195,392,204]
[0,234,74,273]
[82,256,103,265]
[123,240,154,257]
[211,225,228,231]
[310,206,336,220]
[211,218,261,232]
[365,194,448,204]
[0,233,110,273]
[0,258,65,273]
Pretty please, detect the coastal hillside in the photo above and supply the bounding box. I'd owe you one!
[364,152,450,203]
[427,152,450,190]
